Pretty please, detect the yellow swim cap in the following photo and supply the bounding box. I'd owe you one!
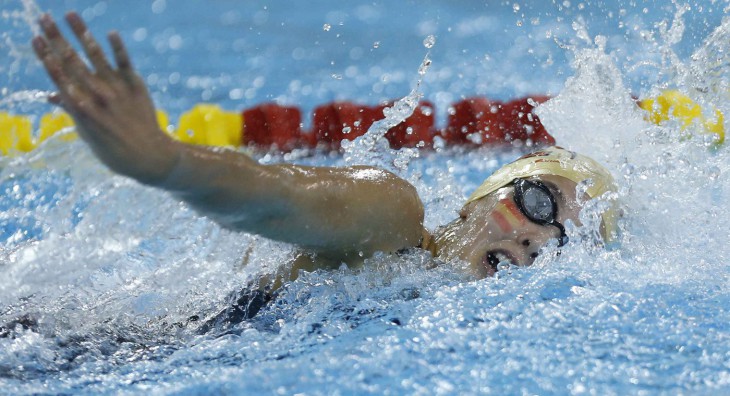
[465,146,619,242]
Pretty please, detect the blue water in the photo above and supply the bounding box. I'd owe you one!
[2,0,730,394]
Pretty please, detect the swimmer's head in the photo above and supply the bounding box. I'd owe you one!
[430,146,618,278]
[466,146,619,242]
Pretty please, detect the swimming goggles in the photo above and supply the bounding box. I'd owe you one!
[512,178,569,247]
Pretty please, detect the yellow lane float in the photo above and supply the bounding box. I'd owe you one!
[0,106,241,157]
[0,113,34,155]
[640,90,725,147]
[39,112,77,143]
[173,104,243,147]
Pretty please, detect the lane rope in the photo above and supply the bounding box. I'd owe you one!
[0,91,723,156]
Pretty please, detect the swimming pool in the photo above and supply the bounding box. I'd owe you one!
[2,0,730,394]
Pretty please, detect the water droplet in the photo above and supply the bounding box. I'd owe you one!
[418,58,432,76]
[323,23,331,31]
[423,35,436,49]
[151,0,166,14]
[373,41,380,49]
[512,3,520,12]
[706,166,721,180]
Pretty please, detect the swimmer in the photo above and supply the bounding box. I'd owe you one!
[29,13,618,325]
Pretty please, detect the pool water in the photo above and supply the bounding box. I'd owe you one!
[2,0,730,394]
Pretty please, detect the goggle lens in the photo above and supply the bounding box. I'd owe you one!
[521,187,554,222]
[513,178,568,247]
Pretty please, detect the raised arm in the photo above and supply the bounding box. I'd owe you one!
[32,12,424,260]
[162,146,424,259]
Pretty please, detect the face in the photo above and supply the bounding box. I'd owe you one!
[433,175,585,278]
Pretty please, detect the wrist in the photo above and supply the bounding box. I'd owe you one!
[152,139,190,190]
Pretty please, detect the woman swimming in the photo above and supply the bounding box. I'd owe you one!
[29,12,618,321]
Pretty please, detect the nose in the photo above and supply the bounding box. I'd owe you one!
[516,225,561,265]
[518,236,540,262]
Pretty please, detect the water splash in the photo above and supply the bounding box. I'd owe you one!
[3,1,730,395]
[341,47,433,174]
[536,2,730,303]
[20,0,42,37]
[683,16,730,121]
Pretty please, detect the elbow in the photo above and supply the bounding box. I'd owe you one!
[399,182,426,246]
[358,178,425,253]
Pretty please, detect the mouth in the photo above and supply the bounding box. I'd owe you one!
[485,250,515,273]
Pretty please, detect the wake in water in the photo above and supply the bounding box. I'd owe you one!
[2,2,730,394]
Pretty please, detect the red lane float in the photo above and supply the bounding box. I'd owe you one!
[443,97,497,144]
[495,96,554,146]
[444,96,553,146]
[241,95,552,151]
[310,101,437,149]
[311,101,377,148]
[384,101,435,149]
[242,104,303,151]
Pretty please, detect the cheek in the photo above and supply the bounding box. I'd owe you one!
[491,198,525,234]
[438,225,480,261]
[445,221,492,263]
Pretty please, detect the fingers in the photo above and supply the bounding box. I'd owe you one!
[108,32,135,81]
[34,12,139,109]
[38,11,137,83]
[33,36,99,115]
[65,12,113,77]
[38,14,91,81]
[32,36,74,101]
[33,33,109,112]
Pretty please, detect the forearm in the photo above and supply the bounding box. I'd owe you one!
[158,143,289,226]
[158,144,425,258]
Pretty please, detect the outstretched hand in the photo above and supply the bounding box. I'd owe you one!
[32,12,182,185]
